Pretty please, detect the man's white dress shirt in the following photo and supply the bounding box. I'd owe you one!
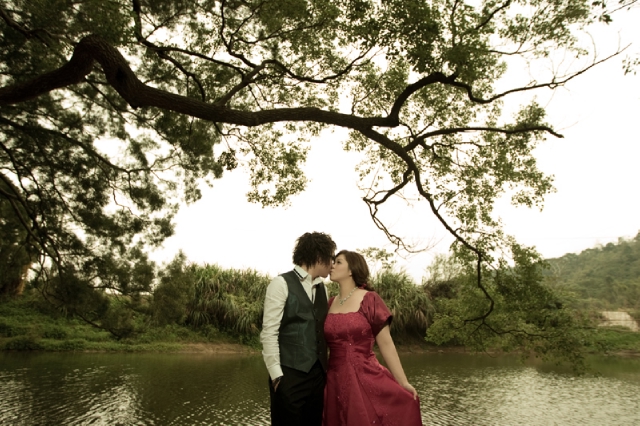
[260,265,327,380]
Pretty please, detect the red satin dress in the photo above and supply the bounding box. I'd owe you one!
[323,291,423,426]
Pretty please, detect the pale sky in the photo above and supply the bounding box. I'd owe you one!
[149,10,640,282]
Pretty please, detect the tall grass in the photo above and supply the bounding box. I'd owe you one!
[372,269,434,342]
[186,264,270,339]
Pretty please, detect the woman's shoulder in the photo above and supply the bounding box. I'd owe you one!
[363,289,381,299]
[360,291,392,333]
[360,290,383,306]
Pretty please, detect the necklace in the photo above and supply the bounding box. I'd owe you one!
[338,286,358,306]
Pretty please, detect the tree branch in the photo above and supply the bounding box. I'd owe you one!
[388,72,457,124]
[404,125,564,152]
[0,35,392,130]
[446,49,626,104]
[472,0,513,33]
[358,127,492,317]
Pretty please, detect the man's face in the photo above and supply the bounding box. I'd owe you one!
[316,255,335,279]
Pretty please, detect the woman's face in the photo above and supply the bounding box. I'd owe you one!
[330,254,351,283]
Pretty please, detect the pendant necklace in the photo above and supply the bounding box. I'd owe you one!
[338,286,358,306]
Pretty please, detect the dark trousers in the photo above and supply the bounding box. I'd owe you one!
[269,360,325,426]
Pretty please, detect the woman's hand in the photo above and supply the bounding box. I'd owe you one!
[400,382,418,400]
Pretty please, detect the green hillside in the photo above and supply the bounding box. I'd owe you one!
[544,232,640,312]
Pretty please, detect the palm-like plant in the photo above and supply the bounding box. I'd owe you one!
[186,264,270,337]
[373,270,434,342]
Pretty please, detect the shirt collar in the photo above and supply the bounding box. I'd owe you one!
[293,265,324,286]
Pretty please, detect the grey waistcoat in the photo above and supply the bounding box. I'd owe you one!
[278,270,328,373]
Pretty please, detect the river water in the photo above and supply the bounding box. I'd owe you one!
[1,352,639,425]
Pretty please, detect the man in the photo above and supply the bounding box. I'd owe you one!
[260,231,337,426]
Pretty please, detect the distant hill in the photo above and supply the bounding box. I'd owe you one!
[543,232,640,310]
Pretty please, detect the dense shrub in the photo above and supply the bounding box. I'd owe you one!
[42,326,68,339]
[4,336,44,351]
[101,300,137,339]
[151,252,196,326]
[52,339,87,351]
[0,322,26,337]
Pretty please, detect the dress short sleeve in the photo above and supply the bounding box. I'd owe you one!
[361,291,393,336]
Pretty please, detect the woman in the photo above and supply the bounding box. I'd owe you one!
[323,250,423,426]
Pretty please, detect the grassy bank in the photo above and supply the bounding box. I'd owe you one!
[589,327,640,355]
[0,293,250,353]
[0,293,430,354]
[0,289,438,354]
[3,292,640,357]
[4,256,640,361]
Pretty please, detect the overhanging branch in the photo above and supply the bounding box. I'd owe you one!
[447,48,627,104]
[404,125,564,152]
[0,35,392,130]
[359,127,493,319]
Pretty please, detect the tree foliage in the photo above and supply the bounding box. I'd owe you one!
[359,246,397,275]
[0,177,34,296]
[592,0,638,22]
[544,232,640,310]
[0,0,625,345]
[426,246,595,371]
[151,251,196,326]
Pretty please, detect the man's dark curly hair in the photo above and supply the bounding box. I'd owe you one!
[292,232,337,268]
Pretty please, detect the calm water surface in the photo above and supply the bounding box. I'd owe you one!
[1,352,639,425]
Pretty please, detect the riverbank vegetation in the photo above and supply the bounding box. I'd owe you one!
[3,235,640,366]
[0,287,244,353]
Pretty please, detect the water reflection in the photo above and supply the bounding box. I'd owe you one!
[0,353,271,425]
[0,352,639,425]
[401,353,640,425]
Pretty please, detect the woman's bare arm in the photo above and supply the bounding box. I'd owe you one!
[375,324,418,399]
